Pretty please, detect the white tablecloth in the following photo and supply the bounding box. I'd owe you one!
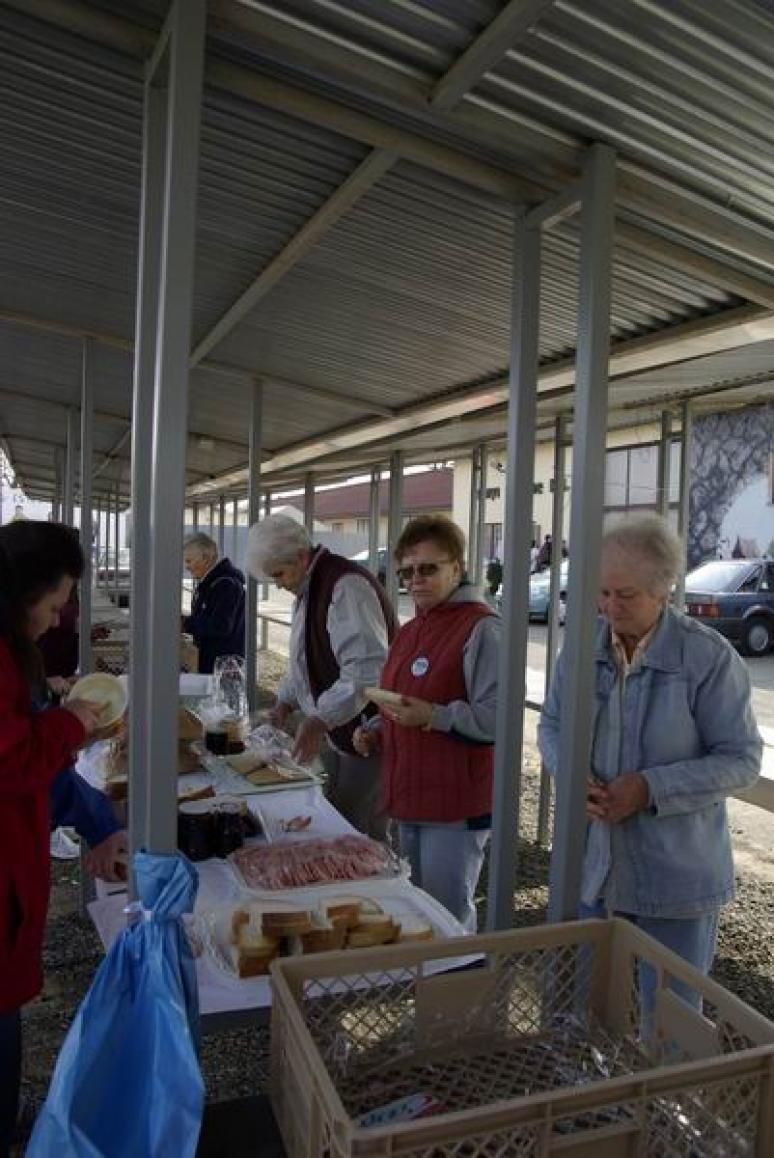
[88,787,468,1017]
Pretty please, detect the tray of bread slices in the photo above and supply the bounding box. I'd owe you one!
[202,883,443,979]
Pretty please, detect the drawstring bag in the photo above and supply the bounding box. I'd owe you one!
[28,852,204,1158]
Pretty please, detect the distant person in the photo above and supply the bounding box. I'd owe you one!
[561,539,569,560]
[246,516,395,839]
[536,533,553,570]
[182,534,245,675]
[529,539,539,572]
[732,536,745,559]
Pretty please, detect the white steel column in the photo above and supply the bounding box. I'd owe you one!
[246,382,263,709]
[475,443,488,583]
[208,502,215,535]
[192,501,199,532]
[368,465,381,575]
[63,407,77,525]
[486,212,542,931]
[128,69,165,862]
[303,473,314,535]
[218,495,226,554]
[232,498,238,558]
[79,339,94,676]
[104,489,111,594]
[537,415,567,846]
[468,446,482,581]
[675,401,693,609]
[385,450,404,611]
[658,410,673,518]
[548,144,616,923]
[113,482,120,607]
[140,0,206,853]
[260,491,270,651]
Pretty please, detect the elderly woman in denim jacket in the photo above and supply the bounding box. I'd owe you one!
[538,515,762,1004]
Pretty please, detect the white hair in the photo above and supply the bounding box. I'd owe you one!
[602,514,683,597]
[183,532,218,560]
[245,515,311,577]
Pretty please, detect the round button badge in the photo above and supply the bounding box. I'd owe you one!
[411,656,430,677]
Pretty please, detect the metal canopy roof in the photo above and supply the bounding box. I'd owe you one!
[2,0,774,505]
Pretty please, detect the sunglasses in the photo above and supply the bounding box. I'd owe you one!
[396,560,453,583]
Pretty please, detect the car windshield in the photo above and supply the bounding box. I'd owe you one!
[685,561,757,593]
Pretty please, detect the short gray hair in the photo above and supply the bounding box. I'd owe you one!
[602,514,683,597]
[183,532,218,560]
[245,515,311,577]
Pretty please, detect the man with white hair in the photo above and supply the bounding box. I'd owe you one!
[246,514,396,839]
[182,532,245,674]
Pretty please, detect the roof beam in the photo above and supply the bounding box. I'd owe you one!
[430,0,557,112]
[190,148,398,365]
[185,302,774,495]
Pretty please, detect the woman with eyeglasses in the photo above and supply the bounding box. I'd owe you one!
[353,515,500,931]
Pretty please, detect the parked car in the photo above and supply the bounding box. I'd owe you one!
[684,558,774,656]
[529,560,568,624]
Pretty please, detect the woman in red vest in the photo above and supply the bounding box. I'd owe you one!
[354,516,500,931]
[0,522,103,1157]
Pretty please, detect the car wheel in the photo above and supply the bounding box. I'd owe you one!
[741,616,773,657]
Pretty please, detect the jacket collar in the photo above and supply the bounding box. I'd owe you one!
[595,604,682,672]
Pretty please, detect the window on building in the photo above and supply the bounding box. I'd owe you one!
[356,518,369,534]
[603,440,681,515]
[331,522,344,533]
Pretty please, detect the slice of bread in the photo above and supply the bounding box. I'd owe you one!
[261,909,315,938]
[347,917,400,949]
[228,943,277,979]
[300,923,348,954]
[397,916,434,943]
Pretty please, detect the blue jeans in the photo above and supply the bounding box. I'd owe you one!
[581,901,719,1036]
[398,821,490,933]
[0,1009,21,1158]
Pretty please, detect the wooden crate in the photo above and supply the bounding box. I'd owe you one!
[270,918,774,1156]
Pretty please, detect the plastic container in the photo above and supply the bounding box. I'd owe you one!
[270,917,774,1157]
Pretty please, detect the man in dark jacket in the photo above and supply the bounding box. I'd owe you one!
[182,534,245,674]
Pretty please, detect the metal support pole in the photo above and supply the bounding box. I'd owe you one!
[468,446,482,582]
[304,473,315,535]
[385,451,404,611]
[368,465,381,575]
[548,144,616,924]
[260,491,270,651]
[486,212,542,932]
[63,407,77,525]
[218,495,226,554]
[232,498,238,559]
[658,409,673,518]
[104,489,111,595]
[246,382,263,709]
[139,0,205,854]
[476,443,488,583]
[192,501,199,532]
[79,339,94,675]
[537,415,567,846]
[675,401,693,609]
[208,502,215,535]
[113,482,120,608]
[94,503,101,581]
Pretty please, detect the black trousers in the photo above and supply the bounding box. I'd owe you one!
[0,1008,21,1158]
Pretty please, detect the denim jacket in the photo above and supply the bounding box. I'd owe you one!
[538,606,762,918]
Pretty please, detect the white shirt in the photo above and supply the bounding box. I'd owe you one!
[277,564,389,729]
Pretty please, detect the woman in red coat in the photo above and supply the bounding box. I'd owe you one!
[0,522,103,1157]
[354,516,501,932]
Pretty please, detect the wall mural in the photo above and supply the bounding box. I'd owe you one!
[689,403,774,567]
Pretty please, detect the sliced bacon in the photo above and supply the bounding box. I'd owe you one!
[231,835,392,890]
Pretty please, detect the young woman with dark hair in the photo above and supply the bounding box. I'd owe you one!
[0,521,104,1157]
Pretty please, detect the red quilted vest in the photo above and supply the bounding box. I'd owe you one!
[381,599,494,823]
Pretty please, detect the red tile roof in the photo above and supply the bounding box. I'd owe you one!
[312,469,452,520]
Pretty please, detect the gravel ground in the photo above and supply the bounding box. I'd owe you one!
[15,650,774,1144]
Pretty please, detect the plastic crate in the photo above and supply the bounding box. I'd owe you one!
[269,918,774,1156]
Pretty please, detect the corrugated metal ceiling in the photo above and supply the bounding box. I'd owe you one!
[1,0,774,501]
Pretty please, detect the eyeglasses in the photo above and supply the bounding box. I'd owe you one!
[396,560,452,583]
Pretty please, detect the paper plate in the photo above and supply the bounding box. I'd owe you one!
[68,673,128,728]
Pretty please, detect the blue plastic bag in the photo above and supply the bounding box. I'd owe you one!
[28,852,204,1158]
